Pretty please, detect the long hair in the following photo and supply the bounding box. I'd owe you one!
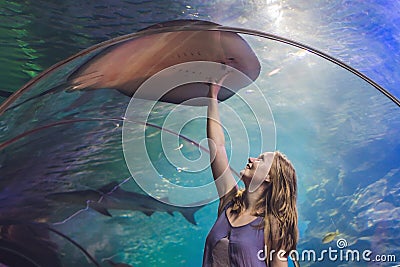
[231,151,298,265]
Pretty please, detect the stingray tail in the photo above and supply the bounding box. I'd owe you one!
[5,84,67,111]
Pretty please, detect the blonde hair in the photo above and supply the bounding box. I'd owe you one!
[231,151,298,264]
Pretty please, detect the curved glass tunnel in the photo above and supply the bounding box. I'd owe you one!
[0,26,399,267]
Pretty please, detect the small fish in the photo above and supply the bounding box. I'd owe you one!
[306,184,319,192]
[292,49,308,58]
[267,67,281,76]
[322,229,339,243]
[328,209,339,217]
[176,166,188,172]
[311,198,324,207]
[174,144,183,150]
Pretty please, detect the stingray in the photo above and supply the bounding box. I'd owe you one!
[6,19,260,110]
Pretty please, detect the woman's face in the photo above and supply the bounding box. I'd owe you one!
[240,152,275,192]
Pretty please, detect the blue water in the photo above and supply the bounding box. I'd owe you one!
[0,1,399,267]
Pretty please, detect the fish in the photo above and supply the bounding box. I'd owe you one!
[65,19,259,105]
[174,144,183,150]
[3,19,260,112]
[322,229,340,243]
[267,67,281,76]
[45,182,205,225]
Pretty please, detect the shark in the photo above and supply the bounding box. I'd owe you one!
[45,181,206,225]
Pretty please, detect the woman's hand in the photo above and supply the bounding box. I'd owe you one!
[207,72,231,99]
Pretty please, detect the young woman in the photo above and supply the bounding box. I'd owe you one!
[203,74,299,267]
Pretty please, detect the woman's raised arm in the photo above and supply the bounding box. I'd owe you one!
[207,74,238,214]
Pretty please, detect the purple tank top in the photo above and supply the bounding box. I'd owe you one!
[203,202,266,267]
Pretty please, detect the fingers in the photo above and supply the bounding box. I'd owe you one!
[213,70,232,85]
[207,70,233,99]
